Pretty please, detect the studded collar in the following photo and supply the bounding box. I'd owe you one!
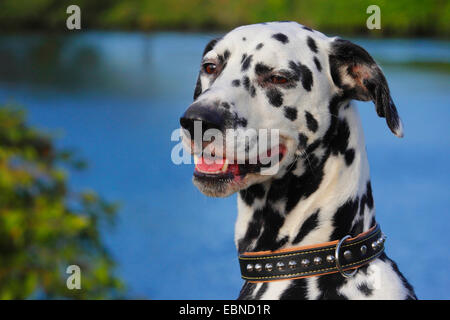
[239,224,385,282]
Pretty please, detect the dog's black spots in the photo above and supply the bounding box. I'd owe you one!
[330,118,350,155]
[321,95,342,148]
[298,133,308,149]
[300,65,313,91]
[289,61,313,91]
[242,37,247,41]
[238,282,257,300]
[269,148,328,213]
[292,210,320,244]
[265,176,289,203]
[223,49,230,60]
[255,62,273,76]
[236,116,248,128]
[329,54,343,88]
[221,102,231,109]
[284,106,297,121]
[358,181,374,222]
[242,54,253,72]
[369,216,377,229]
[266,88,283,107]
[330,197,359,240]
[241,53,247,64]
[218,54,225,64]
[313,56,322,71]
[316,273,348,300]
[302,25,313,32]
[242,76,255,97]
[223,109,248,129]
[240,183,265,206]
[307,36,318,53]
[254,283,268,299]
[278,279,308,300]
[193,75,202,100]
[305,111,319,132]
[357,282,374,297]
[272,33,289,44]
[359,197,367,219]
[238,208,263,253]
[366,181,374,209]
[279,235,289,246]
[344,148,355,166]
[256,43,264,50]
[253,207,287,252]
[250,85,256,97]
[232,79,240,87]
[306,153,321,169]
[305,138,321,155]
[221,62,228,72]
[349,218,364,236]
[202,38,220,56]
[242,76,250,91]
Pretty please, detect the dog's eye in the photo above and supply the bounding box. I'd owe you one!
[269,75,288,84]
[203,63,217,75]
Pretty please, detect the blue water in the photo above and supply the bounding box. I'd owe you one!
[0,32,448,299]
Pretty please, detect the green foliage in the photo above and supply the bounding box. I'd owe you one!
[0,0,448,37]
[0,105,124,299]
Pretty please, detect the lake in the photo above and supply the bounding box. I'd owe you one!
[0,32,448,299]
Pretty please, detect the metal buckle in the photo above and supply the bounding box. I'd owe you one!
[335,235,358,278]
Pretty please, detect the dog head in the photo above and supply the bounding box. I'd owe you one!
[180,22,402,197]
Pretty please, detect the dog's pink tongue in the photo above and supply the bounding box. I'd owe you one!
[195,156,225,173]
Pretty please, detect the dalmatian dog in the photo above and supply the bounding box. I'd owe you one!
[179,21,416,300]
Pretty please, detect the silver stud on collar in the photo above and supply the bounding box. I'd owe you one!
[313,256,322,265]
[288,260,297,269]
[301,258,310,268]
[377,237,384,247]
[276,261,285,271]
[343,250,352,260]
[360,245,367,255]
[246,264,254,272]
[265,263,273,272]
[326,255,335,264]
[254,263,262,272]
[371,241,378,250]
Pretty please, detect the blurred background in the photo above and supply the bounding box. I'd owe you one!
[0,0,448,299]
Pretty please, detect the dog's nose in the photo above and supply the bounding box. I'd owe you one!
[180,103,225,138]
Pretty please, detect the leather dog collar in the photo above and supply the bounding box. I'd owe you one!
[239,224,385,282]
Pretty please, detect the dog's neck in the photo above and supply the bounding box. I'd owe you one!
[235,99,376,253]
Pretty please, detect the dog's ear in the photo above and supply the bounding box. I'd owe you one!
[193,38,220,100]
[329,38,403,137]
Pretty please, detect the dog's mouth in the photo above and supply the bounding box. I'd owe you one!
[192,144,286,196]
